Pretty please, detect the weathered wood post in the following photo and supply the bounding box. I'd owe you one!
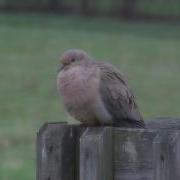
[79,127,113,180]
[37,118,180,180]
[37,123,77,180]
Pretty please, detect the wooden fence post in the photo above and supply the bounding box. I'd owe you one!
[168,131,180,180]
[114,128,157,180]
[153,131,170,180]
[79,127,113,180]
[153,130,180,180]
[37,118,180,180]
[37,123,77,180]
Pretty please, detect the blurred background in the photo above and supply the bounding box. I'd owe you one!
[0,0,180,179]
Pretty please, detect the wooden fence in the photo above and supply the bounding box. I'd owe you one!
[37,118,180,180]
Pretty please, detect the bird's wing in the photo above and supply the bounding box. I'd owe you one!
[97,62,145,128]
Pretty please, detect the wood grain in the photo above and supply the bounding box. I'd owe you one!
[79,127,113,180]
[37,123,76,180]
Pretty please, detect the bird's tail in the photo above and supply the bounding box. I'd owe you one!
[113,118,146,128]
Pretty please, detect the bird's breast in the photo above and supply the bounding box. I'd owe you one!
[57,65,112,124]
[57,65,99,120]
[58,65,99,105]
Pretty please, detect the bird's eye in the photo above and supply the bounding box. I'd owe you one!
[71,58,75,62]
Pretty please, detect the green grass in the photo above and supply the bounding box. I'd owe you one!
[136,0,180,16]
[0,12,180,180]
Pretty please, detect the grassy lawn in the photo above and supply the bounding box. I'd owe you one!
[0,12,180,180]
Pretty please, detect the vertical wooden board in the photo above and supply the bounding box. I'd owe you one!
[73,125,88,180]
[153,130,180,180]
[37,123,76,180]
[153,131,170,180]
[166,131,180,180]
[114,128,157,180]
[79,127,113,180]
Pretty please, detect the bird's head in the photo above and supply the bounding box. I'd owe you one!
[58,49,91,72]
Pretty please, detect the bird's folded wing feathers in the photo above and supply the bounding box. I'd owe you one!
[97,62,144,128]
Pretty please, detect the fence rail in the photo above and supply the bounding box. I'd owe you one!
[37,118,180,180]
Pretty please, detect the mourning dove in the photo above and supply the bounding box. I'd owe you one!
[57,49,145,128]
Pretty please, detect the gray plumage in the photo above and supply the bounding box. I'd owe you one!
[57,49,145,128]
[98,63,144,127]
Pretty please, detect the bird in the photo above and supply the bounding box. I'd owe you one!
[57,49,145,128]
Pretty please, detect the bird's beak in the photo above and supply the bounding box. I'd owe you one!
[57,64,65,73]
